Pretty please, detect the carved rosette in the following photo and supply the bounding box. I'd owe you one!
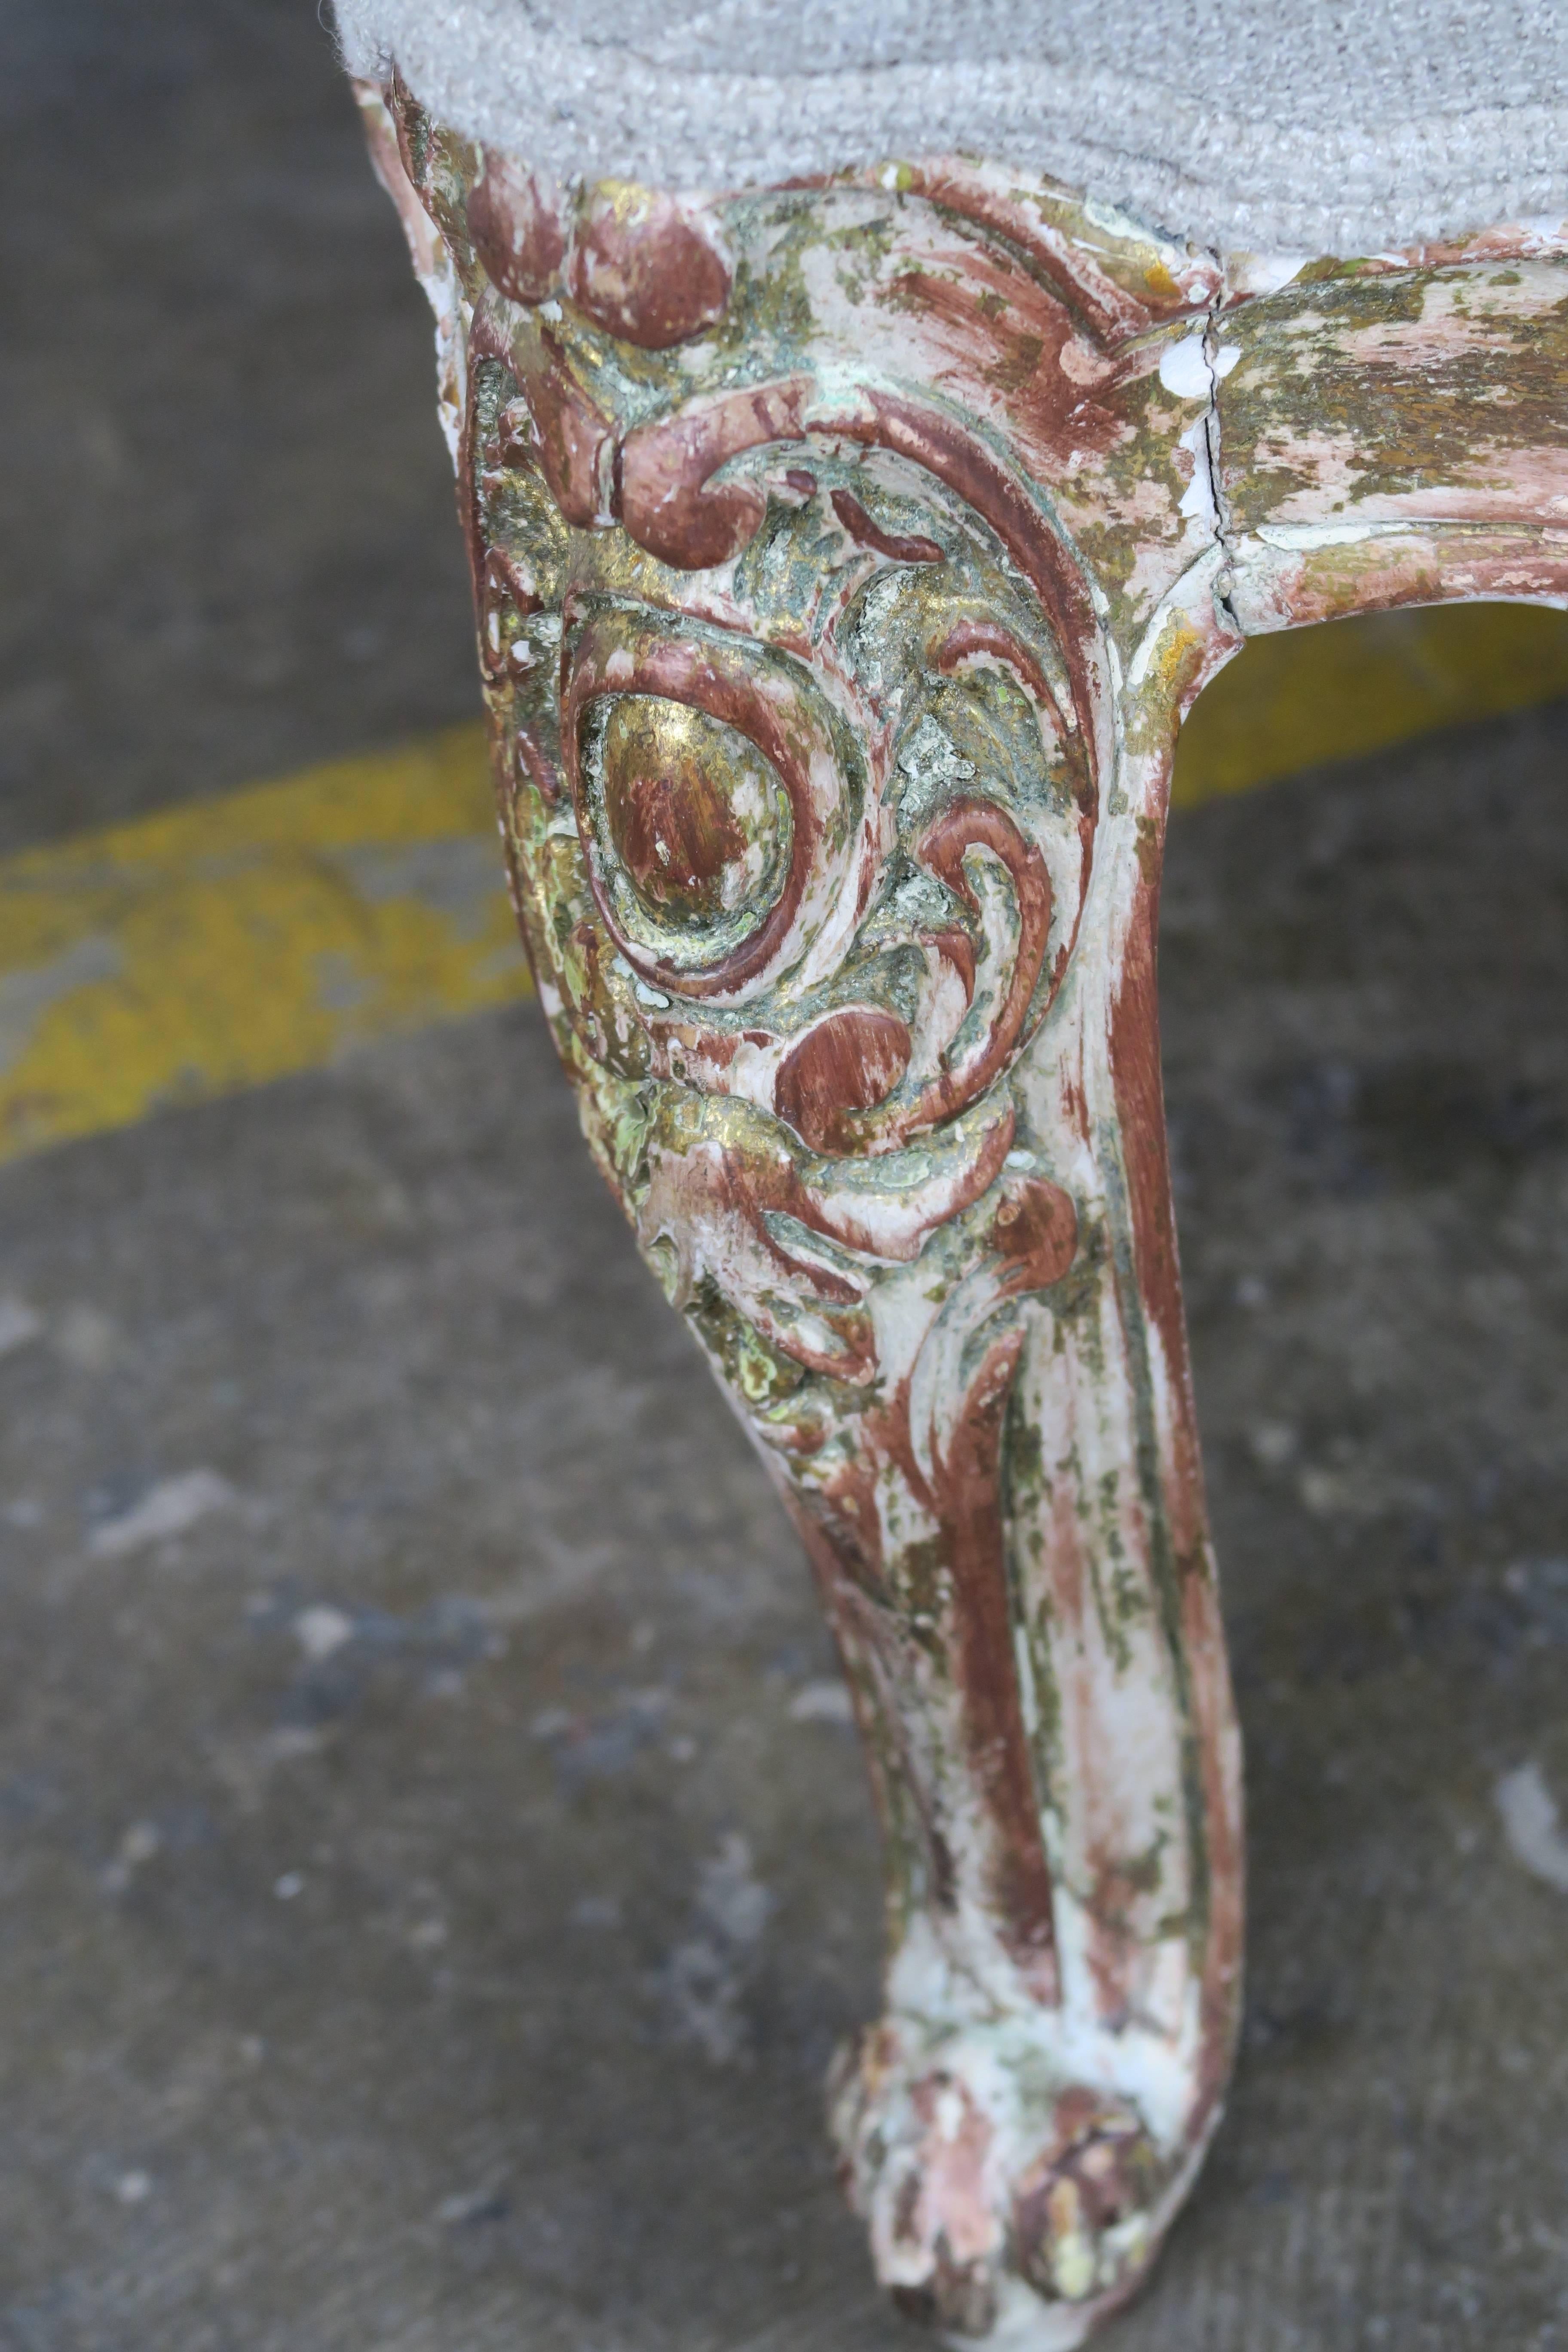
[355,68,1568,2345]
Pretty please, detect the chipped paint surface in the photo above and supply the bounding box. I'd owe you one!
[360,75,1568,2344]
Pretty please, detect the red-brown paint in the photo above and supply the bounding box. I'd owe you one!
[518,334,613,529]
[617,375,1103,756]
[561,613,839,1000]
[512,720,560,810]
[931,1330,1061,2001]
[1012,2096,1160,2294]
[1107,853,1207,1565]
[775,1006,913,1150]
[992,1176,1078,1296]
[838,796,1054,1152]
[620,377,814,570]
[894,162,1216,344]
[1106,834,1243,2110]
[935,615,1097,894]
[830,486,946,566]
[600,706,759,921]
[567,184,732,349]
[467,153,565,303]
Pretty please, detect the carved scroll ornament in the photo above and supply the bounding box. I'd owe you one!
[357,75,1568,2346]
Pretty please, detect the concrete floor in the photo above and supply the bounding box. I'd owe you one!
[3,6,1567,2349]
[0,0,474,854]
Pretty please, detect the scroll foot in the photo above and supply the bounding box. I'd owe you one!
[831,2007,1204,2347]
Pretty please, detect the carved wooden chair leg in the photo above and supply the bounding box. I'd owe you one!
[345,54,1568,2345]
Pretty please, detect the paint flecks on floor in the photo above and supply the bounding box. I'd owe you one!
[0,1296,44,1357]
[664,1834,776,2067]
[87,1469,236,1559]
[1494,1762,1568,1896]
[788,1678,854,1724]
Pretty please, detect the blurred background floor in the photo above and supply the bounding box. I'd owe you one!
[0,0,473,853]
[3,6,1568,2350]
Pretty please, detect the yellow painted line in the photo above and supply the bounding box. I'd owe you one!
[0,721,528,1168]
[1173,600,1568,808]
[0,603,1565,1171]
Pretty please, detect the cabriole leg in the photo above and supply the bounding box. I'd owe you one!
[354,73,1568,2346]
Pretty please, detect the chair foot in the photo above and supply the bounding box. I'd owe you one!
[832,2000,1207,2343]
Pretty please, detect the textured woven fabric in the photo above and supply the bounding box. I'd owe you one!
[333,0,1568,256]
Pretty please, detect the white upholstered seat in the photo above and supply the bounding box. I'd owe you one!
[334,0,1568,254]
